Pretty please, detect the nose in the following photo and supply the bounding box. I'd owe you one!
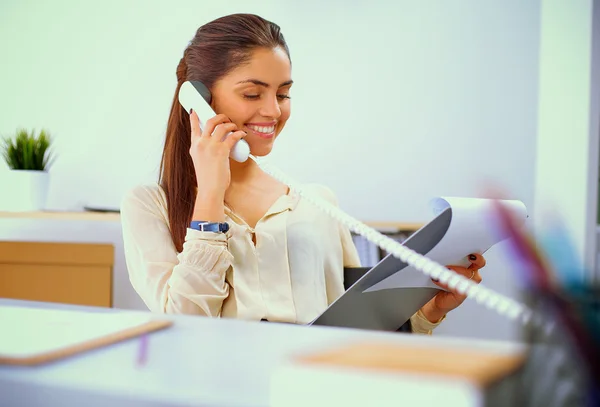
[259,94,281,119]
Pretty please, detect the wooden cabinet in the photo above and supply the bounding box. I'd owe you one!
[0,241,114,307]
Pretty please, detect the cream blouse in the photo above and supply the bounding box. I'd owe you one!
[120,182,443,334]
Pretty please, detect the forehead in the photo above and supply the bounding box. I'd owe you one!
[224,47,291,85]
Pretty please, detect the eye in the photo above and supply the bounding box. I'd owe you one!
[243,94,260,100]
[277,94,291,100]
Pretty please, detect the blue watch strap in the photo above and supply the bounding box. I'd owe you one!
[190,221,229,233]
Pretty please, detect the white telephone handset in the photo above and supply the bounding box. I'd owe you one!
[177,79,543,330]
[178,80,250,163]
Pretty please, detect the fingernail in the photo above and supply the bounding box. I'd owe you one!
[469,254,477,261]
[432,278,439,282]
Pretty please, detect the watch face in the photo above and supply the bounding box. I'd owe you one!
[204,223,227,233]
[206,224,219,232]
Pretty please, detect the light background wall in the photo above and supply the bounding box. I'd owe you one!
[0,0,545,341]
[533,0,600,280]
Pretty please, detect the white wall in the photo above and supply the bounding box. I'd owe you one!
[533,0,600,281]
[0,0,543,341]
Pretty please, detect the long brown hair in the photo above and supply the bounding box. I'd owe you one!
[159,14,291,252]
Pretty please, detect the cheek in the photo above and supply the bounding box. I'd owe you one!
[278,104,291,129]
[227,107,254,129]
[213,99,249,128]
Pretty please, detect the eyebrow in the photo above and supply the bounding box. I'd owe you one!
[236,79,293,88]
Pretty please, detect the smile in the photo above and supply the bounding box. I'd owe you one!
[245,123,276,138]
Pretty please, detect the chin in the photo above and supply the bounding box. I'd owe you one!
[249,147,274,157]
[247,140,275,157]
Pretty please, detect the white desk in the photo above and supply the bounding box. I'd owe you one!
[0,299,529,407]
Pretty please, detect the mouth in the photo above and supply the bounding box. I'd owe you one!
[245,122,276,139]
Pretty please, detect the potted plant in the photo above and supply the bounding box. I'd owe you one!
[1,128,56,211]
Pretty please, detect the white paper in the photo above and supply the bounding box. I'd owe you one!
[363,197,528,293]
[0,306,154,358]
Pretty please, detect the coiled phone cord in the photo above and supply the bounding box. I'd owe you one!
[250,155,539,327]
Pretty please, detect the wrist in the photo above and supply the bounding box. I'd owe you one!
[193,192,225,223]
[420,302,446,323]
[195,188,225,202]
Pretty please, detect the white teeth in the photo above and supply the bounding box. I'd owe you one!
[248,125,275,134]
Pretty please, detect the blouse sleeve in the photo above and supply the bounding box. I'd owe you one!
[120,184,233,316]
[409,310,446,334]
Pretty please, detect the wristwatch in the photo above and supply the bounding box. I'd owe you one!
[190,221,230,233]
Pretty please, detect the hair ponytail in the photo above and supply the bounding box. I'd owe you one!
[159,14,290,252]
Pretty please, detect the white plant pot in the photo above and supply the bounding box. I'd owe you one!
[1,170,50,211]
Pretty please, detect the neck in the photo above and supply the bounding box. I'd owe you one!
[229,157,260,184]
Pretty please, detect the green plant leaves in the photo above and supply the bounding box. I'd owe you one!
[1,128,56,171]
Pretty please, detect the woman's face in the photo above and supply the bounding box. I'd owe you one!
[211,46,292,157]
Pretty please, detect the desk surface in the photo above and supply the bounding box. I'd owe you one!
[0,299,523,407]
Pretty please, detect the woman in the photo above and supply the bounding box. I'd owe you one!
[120,13,486,334]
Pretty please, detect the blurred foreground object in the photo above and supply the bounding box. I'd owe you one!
[270,341,525,407]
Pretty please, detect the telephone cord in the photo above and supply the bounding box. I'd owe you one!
[249,155,545,328]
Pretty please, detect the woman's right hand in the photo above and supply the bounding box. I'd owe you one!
[189,110,247,198]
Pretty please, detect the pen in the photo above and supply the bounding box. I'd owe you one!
[136,334,148,367]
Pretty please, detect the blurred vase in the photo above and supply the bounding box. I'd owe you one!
[1,170,50,211]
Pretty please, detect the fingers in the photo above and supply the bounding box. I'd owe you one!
[467,253,486,270]
[431,265,482,290]
[211,123,239,142]
[200,114,231,139]
[223,130,247,150]
[190,109,202,141]
[188,111,246,154]
[448,265,482,284]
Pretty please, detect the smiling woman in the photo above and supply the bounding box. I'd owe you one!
[119,13,486,334]
[230,76,294,141]
[210,47,293,156]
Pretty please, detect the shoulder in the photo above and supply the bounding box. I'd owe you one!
[120,182,168,217]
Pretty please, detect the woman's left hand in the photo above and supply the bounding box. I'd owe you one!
[420,253,486,323]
